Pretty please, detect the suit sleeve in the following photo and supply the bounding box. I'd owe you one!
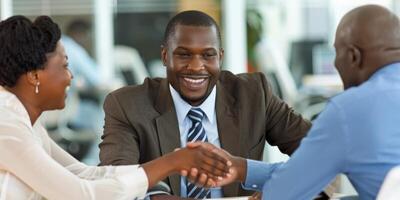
[260,73,311,155]
[99,93,141,165]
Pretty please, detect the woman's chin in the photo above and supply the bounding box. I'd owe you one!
[50,101,66,111]
[58,101,66,109]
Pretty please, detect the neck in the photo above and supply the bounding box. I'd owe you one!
[6,86,42,125]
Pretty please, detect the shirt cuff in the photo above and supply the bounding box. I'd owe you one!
[242,159,270,191]
[116,166,149,199]
[146,181,171,197]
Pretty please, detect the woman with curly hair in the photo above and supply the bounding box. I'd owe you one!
[0,15,230,200]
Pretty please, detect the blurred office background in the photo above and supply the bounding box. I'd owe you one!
[1,0,399,197]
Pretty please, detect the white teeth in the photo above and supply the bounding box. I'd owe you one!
[65,86,70,92]
[184,78,205,84]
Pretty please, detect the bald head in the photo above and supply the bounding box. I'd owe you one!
[334,5,400,89]
[338,5,400,51]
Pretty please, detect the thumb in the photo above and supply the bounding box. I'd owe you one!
[186,141,202,148]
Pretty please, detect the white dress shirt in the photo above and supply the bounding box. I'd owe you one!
[0,86,148,200]
[169,85,223,198]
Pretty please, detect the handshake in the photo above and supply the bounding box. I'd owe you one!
[168,142,246,188]
[141,142,261,200]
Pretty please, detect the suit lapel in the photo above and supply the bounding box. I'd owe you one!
[154,80,242,196]
[154,80,181,196]
[215,82,242,196]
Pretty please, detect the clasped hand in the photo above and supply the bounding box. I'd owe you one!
[178,142,246,188]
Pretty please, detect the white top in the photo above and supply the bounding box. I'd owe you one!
[0,86,148,200]
[377,166,400,200]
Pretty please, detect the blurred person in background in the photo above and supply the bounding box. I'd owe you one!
[61,19,104,132]
[59,19,108,164]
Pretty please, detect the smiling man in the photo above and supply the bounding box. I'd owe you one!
[99,10,312,199]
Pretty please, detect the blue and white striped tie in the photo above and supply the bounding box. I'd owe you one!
[186,108,211,199]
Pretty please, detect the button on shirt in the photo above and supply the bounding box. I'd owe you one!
[244,63,400,200]
[169,85,223,198]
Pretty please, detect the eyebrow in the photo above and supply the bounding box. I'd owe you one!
[174,46,217,51]
[175,47,189,51]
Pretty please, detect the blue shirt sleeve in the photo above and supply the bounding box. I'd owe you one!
[245,101,349,200]
[243,160,283,191]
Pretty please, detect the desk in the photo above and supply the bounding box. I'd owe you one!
[209,197,249,200]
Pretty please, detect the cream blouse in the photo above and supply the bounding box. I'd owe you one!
[0,87,148,200]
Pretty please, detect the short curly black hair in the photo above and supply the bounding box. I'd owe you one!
[163,10,221,47]
[0,15,61,87]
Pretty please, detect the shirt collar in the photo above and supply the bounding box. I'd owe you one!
[369,62,400,81]
[169,84,216,125]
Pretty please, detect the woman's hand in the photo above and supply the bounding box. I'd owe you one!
[141,142,233,189]
[172,142,232,182]
[183,142,247,188]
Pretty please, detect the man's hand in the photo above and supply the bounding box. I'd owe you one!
[184,142,247,188]
[173,142,232,183]
[249,192,262,200]
[141,142,231,189]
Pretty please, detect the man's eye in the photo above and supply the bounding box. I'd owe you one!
[203,53,216,58]
[178,53,190,57]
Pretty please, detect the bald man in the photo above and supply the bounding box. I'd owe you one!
[192,5,400,200]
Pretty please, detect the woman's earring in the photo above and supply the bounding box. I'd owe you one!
[35,82,40,94]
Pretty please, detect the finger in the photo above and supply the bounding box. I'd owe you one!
[195,173,208,187]
[211,148,233,166]
[202,147,231,166]
[198,163,228,177]
[200,153,231,173]
[205,178,216,188]
[187,168,199,183]
[188,142,217,152]
[174,148,180,152]
[200,150,231,173]
[186,141,203,148]
[250,192,262,200]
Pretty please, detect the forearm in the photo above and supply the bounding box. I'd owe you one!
[141,153,177,188]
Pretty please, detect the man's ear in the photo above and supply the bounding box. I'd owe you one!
[161,45,167,66]
[219,47,224,65]
[349,45,362,69]
[26,71,40,86]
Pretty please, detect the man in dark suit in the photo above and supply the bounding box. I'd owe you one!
[99,10,311,199]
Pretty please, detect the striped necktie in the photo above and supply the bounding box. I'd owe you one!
[186,108,211,199]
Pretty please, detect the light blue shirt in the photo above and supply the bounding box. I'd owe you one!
[169,85,223,198]
[244,63,400,200]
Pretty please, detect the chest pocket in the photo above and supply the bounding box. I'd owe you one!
[247,137,266,160]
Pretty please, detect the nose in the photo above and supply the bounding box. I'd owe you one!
[68,69,74,80]
[187,55,205,71]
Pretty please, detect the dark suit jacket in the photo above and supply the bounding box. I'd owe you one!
[99,71,311,197]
